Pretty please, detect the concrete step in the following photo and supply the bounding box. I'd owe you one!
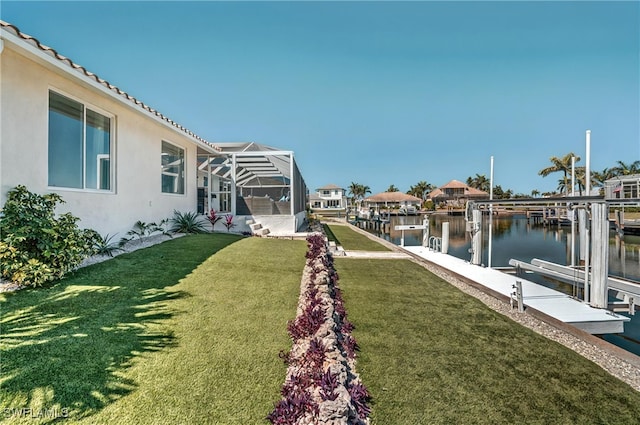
[250,223,263,231]
[245,218,255,225]
[255,227,270,236]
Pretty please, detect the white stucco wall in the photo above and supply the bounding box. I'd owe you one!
[1,45,203,238]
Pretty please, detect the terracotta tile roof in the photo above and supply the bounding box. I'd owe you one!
[0,20,221,153]
[364,192,422,203]
[439,179,468,189]
[428,179,489,199]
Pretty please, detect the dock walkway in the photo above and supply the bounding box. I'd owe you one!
[401,246,630,335]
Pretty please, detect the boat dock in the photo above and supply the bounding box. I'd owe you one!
[400,246,630,334]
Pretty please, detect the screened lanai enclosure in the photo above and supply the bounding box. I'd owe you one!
[196,142,308,236]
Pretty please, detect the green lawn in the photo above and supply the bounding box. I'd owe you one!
[324,224,390,251]
[336,258,640,425]
[3,231,640,424]
[1,234,306,424]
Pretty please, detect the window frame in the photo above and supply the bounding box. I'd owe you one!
[47,89,116,193]
[161,140,187,195]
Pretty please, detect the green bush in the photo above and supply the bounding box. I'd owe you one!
[170,210,208,234]
[118,219,171,246]
[91,232,125,257]
[0,185,100,287]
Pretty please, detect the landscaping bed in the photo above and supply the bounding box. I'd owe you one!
[268,233,370,424]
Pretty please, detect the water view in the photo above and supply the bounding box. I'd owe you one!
[365,213,640,355]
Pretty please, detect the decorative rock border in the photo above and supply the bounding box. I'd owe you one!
[267,232,371,425]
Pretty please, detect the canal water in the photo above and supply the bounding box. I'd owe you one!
[365,213,640,356]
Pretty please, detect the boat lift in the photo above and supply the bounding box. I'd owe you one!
[466,197,640,313]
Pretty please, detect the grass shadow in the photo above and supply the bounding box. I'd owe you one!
[0,233,241,423]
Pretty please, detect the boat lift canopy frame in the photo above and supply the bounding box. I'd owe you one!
[465,197,640,312]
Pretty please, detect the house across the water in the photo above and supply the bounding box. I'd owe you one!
[428,180,489,210]
[604,174,640,200]
[362,192,422,216]
[308,184,348,217]
[0,20,307,238]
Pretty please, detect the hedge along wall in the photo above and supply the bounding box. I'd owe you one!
[268,232,371,425]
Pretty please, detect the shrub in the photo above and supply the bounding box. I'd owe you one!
[169,210,208,234]
[119,219,171,245]
[223,214,236,232]
[0,185,100,287]
[206,209,223,231]
[91,232,125,257]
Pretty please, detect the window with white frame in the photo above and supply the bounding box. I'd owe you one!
[48,91,112,190]
[161,141,185,194]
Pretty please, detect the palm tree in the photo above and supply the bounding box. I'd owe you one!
[407,180,434,200]
[557,178,569,196]
[347,182,371,209]
[531,189,540,198]
[386,184,400,192]
[538,153,580,196]
[347,182,360,207]
[592,167,617,187]
[466,174,490,192]
[612,160,640,176]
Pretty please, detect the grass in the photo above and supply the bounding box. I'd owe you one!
[324,224,390,251]
[4,228,640,424]
[1,234,307,424]
[336,258,640,425]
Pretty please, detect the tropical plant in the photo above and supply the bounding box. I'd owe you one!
[538,153,580,196]
[206,208,223,231]
[592,168,617,187]
[491,185,512,200]
[347,182,371,208]
[531,189,540,198]
[0,185,100,286]
[611,160,640,176]
[92,232,125,257]
[223,214,235,232]
[386,184,400,192]
[170,210,208,234]
[120,219,171,246]
[269,231,370,424]
[407,180,435,201]
[466,174,490,193]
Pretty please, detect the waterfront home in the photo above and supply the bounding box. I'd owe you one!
[604,174,640,200]
[308,184,348,217]
[0,20,307,237]
[362,192,422,216]
[428,179,489,209]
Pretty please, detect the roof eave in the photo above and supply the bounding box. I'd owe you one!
[0,21,221,155]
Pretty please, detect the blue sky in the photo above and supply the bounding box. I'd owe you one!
[2,1,638,195]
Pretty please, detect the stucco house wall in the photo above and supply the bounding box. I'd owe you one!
[0,29,207,238]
